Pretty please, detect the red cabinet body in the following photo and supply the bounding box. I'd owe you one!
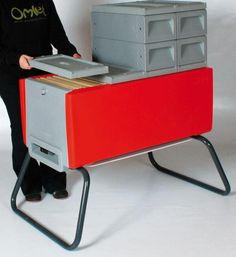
[20,68,213,169]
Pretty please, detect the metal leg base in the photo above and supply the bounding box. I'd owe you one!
[148,135,231,195]
[11,152,90,250]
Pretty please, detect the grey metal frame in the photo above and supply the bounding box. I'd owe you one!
[11,135,230,250]
[11,152,90,250]
[148,135,231,195]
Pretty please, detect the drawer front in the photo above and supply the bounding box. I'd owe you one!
[147,41,176,71]
[25,79,69,171]
[177,36,207,67]
[177,10,207,39]
[145,14,176,43]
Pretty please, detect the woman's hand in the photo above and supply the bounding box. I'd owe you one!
[19,55,33,70]
[73,53,81,59]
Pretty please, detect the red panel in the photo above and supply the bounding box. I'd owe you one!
[19,79,27,145]
[66,68,213,168]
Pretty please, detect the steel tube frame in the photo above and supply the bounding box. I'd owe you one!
[11,135,230,250]
[148,135,231,195]
[11,152,90,250]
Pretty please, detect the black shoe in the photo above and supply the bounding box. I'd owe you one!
[25,193,42,202]
[52,189,68,199]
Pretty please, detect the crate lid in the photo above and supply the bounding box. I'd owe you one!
[29,54,109,79]
[92,1,206,15]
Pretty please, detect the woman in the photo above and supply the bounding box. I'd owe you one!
[0,0,81,201]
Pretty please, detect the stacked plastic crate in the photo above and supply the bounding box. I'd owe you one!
[92,1,207,75]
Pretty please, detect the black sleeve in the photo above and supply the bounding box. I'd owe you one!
[48,0,78,56]
[0,9,21,66]
[0,47,21,66]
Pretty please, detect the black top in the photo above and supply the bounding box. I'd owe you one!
[0,0,77,78]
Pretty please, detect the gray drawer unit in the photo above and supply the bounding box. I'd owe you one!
[177,36,207,70]
[93,38,176,72]
[26,79,69,171]
[91,1,207,74]
[177,10,207,39]
[92,12,176,43]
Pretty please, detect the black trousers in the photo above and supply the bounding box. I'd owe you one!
[0,75,66,195]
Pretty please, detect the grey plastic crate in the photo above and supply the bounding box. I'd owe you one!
[93,38,176,72]
[177,36,207,69]
[177,10,206,38]
[92,12,176,43]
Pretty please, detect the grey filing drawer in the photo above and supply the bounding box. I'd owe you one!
[26,79,69,171]
[177,10,207,38]
[93,38,176,72]
[92,12,176,43]
[177,36,206,67]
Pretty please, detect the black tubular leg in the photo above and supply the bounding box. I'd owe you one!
[11,152,90,250]
[148,135,231,195]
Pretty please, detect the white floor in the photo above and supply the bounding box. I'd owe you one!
[1,6,236,257]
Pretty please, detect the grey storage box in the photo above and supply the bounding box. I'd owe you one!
[92,1,207,74]
[177,36,207,70]
[93,38,176,72]
[92,12,176,43]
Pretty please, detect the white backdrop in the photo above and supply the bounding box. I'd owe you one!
[0,1,236,257]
